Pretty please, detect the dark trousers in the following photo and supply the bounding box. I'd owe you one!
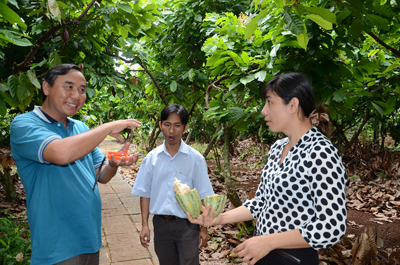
[256,248,319,265]
[153,215,200,265]
[55,251,99,265]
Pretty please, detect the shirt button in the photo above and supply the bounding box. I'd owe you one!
[57,124,61,127]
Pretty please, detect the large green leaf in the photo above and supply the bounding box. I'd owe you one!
[255,70,267,82]
[244,9,268,39]
[306,14,332,30]
[117,4,133,13]
[219,107,245,123]
[240,75,255,85]
[283,12,304,35]
[366,14,389,31]
[302,6,336,24]
[49,51,62,68]
[170,80,177,92]
[0,2,27,30]
[48,0,61,23]
[371,102,384,116]
[8,75,19,98]
[297,33,309,50]
[27,70,41,89]
[0,29,32,46]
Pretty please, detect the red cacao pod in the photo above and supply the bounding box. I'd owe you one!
[62,29,69,43]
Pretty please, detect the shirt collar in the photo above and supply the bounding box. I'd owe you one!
[157,139,190,157]
[33,106,75,124]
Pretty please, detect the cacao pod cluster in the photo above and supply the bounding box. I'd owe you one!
[173,177,226,218]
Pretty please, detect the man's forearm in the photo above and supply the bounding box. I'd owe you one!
[140,197,151,227]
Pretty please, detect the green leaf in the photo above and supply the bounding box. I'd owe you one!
[302,6,336,24]
[306,14,332,30]
[229,81,240,91]
[56,1,71,9]
[48,0,61,23]
[27,70,41,89]
[219,107,245,123]
[349,19,363,43]
[8,75,19,97]
[366,14,389,31]
[383,62,399,73]
[49,50,62,68]
[16,83,31,101]
[255,70,267,82]
[336,9,351,23]
[0,2,27,30]
[371,102,384,116]
[241,51,250,64]
[283,11,304,35]
[0,83,8,92]
[297,33,309,50]
[188,69,195,82]
[240,75,255,85]
[206,54,222,67]
[270,44,280,57]
[332,90,346,102]
[117,4,133,13]
[0,29,33,46]
[170,81,177,92]
[244,9,268,39]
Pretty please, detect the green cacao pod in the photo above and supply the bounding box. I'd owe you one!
[204,194,227,217]
[174,178,202,218]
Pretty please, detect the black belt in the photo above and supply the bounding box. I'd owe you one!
[156,215,180,221]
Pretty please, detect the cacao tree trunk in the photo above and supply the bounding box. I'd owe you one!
[202,124,222,159]
[223,122,241,207]
[0,168,19,202]
[146,118,161,153]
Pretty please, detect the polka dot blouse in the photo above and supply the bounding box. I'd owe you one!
[244,127,347,250]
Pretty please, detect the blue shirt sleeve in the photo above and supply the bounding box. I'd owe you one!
[11,114,61,164]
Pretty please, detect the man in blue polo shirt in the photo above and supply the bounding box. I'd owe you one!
[10,64,141,265]
[132,104,214,265]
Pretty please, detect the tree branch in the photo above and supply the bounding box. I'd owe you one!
[367,32,400,57]
[13,0,97,74]
[104,52,169,106]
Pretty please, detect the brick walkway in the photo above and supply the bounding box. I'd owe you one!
[98,140,159,265]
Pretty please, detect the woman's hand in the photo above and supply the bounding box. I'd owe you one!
[235,235,272,265]
[186,204,219,227]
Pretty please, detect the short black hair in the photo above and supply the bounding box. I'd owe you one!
[160,104,189,126]
[42,64,82,101]
[261,72,315,118]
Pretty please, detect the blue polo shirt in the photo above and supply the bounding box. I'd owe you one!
[132,140,214,218]
[10,106,104,265]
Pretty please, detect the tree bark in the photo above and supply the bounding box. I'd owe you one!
[146,118,161,153]
[0,168,19,202]
[202,123,221,159]
[223,122,241,207]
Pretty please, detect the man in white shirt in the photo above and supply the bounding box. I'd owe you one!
[131,104,214,265]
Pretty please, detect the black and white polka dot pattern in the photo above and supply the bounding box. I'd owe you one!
[244,127,347,250]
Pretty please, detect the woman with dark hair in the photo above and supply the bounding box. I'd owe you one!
[188,72,347,265]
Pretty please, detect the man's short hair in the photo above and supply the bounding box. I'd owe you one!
[160,104,189,126]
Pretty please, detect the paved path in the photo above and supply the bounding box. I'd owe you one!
[97,140,159,265]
